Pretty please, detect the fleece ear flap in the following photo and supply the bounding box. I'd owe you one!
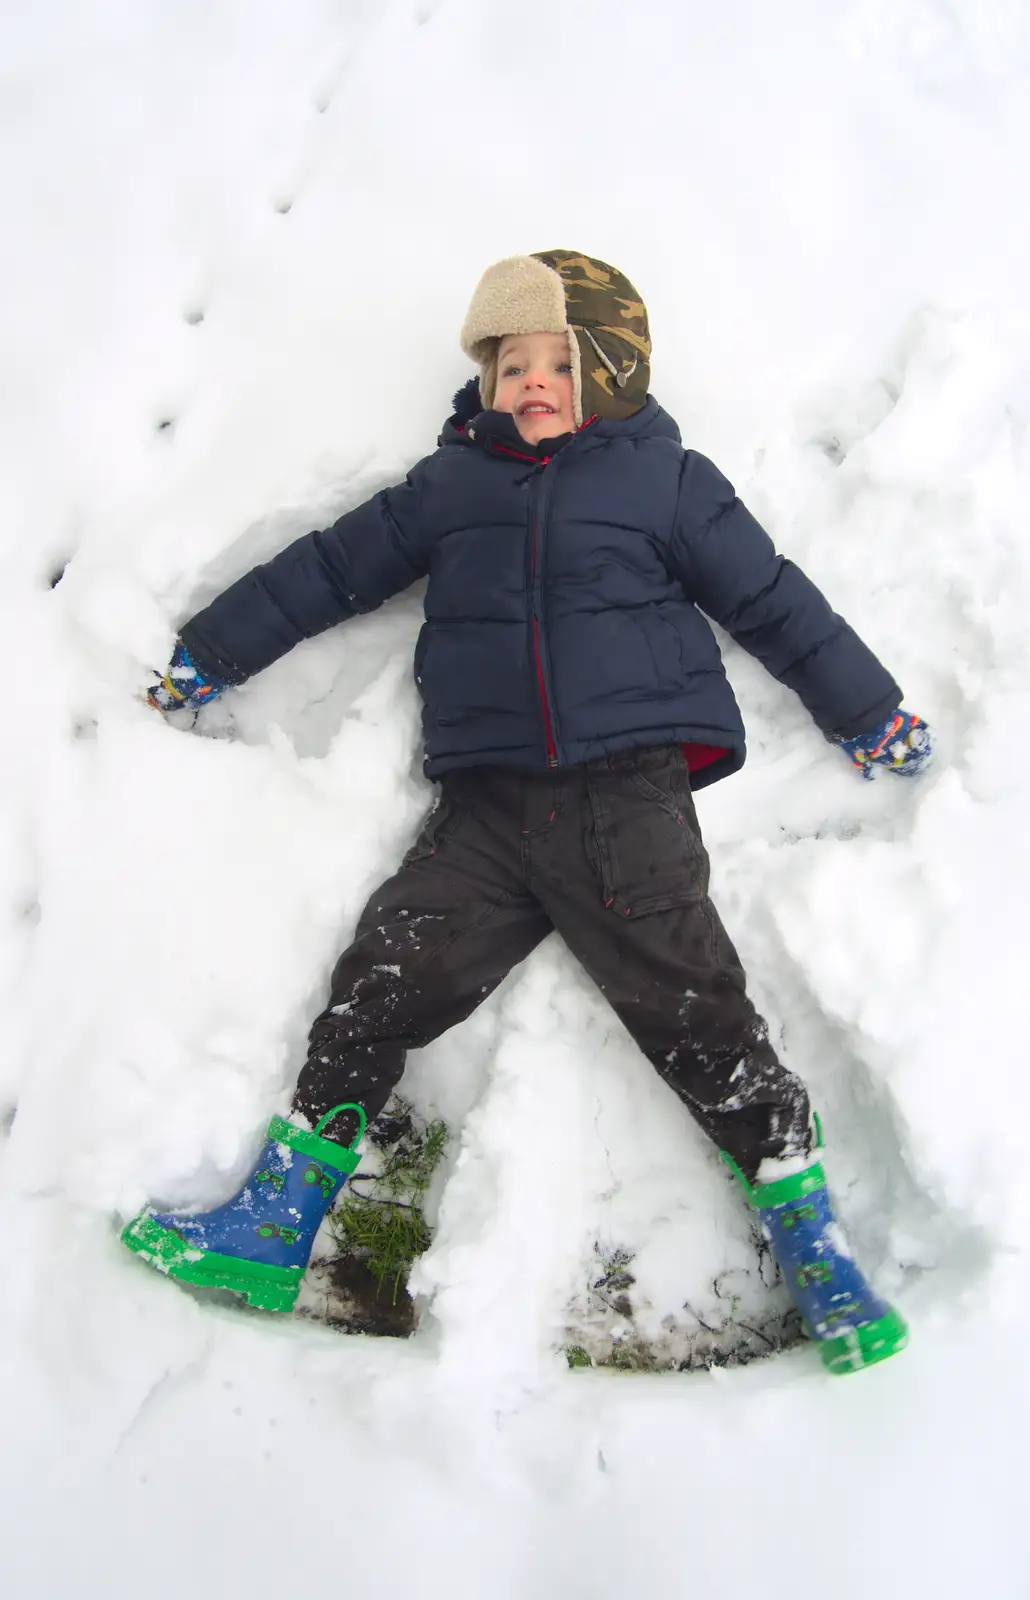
[564,328,584,428]
[478,348,498,412]
[460,255,569,361]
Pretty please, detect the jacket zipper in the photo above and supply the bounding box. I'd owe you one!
[528,466,559,768]
[471,419,600,772]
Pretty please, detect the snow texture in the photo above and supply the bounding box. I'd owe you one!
[2,1,1030,1595]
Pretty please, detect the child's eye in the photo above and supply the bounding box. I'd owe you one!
[503,362,572,377]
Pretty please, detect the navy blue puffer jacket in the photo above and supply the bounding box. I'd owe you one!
[180,388,900,790]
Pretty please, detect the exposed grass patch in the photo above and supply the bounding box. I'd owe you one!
[562,1236,805,1373]
[328,1104,447,1306]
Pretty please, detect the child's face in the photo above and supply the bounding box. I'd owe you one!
[493,331,576,444]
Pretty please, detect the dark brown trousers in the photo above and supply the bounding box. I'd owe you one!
[293,747,811,1180]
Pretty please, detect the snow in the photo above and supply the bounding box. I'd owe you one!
[2,0,1030,1593]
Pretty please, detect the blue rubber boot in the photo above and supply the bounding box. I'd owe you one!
[722,1133,909,1375]
[121,1104,365,1312]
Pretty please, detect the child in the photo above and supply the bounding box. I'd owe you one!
[123,251,932,1373]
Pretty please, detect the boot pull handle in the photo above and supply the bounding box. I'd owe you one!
[314,1102,367,1153]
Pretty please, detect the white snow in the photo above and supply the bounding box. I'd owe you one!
[3,1,1030,1594]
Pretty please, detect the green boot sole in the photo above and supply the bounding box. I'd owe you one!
[121,1213,304,1314]
[817,1306,910,1375]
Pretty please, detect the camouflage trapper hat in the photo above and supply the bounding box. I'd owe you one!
[460,249,651,426]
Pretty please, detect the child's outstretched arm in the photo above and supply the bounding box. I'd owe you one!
[669,451,932,776]
[149,462,440,711]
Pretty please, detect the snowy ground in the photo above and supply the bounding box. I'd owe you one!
[3,1,1030,1594]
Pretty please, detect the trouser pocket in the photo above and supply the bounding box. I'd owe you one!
[585,747,709,917]
[400,779,467,868]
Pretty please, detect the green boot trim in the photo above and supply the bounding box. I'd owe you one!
[817,1306,910,1376]
[720,1149,828,1210]
[121,1213,304,1313]
[267,1101,366,1176]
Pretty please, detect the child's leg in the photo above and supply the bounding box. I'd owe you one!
[529,748,811,1180]
[122,775,551,1311]
[293,775,552,1136]
[527,749,905,1373]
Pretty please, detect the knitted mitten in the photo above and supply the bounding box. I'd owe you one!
[839,710,932,779]
[148,640,226,713]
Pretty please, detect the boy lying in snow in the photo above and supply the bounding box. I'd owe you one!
[124,250,931,1373]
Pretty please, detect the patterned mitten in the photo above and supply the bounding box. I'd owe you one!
[147,640,226,713]
[839,710,932,780]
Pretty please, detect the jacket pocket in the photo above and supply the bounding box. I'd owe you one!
[401,784,465,868]
[586,751,709,917]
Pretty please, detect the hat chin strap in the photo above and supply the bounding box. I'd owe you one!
[580,325,638,389]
